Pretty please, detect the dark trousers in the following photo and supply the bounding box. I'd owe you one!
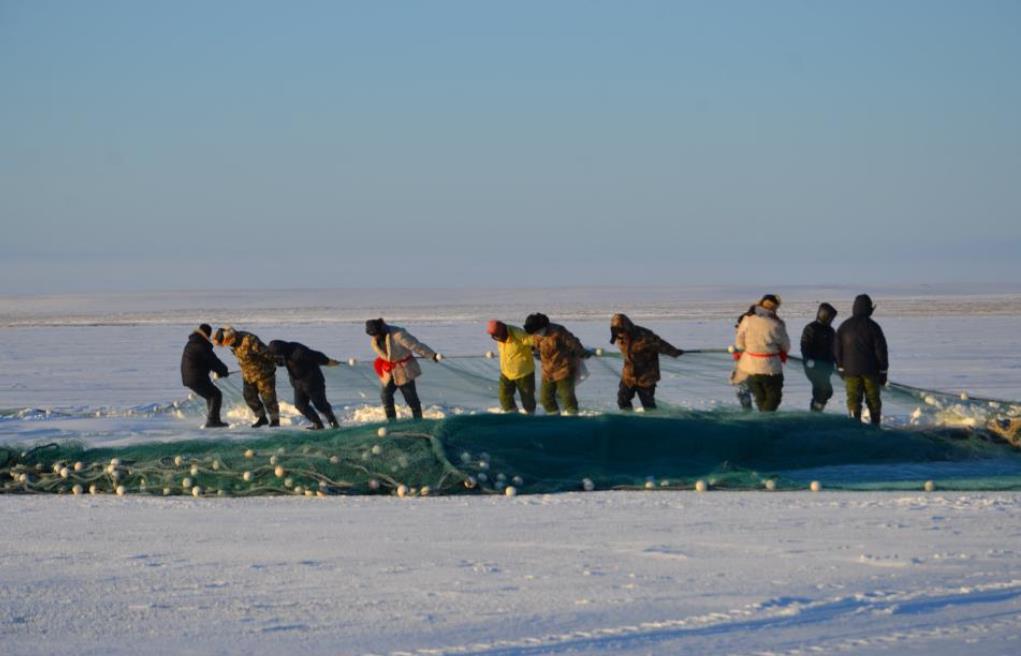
[804,362,835,411]
[845,374,882,425]
[382,379,422,420]
[499,373,536,414]
[187,379,223,424]
[747,373,783,412]
[242,375,279,420]
[618,381,656,411]
[293,378,338,428]
[540,377,578,415]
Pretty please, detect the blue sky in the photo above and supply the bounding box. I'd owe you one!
[1,0,1019,292]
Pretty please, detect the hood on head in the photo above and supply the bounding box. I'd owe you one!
[523,313,550,335]
[610,313,635,343]
[267,340,294,358]
[365,318,386,337]
[816,303,837,325]
[852,294,875,317]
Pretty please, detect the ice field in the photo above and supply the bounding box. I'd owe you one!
[2,287,1021,654]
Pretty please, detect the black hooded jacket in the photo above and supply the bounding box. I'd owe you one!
[180,332,229,387]
[800,304,837,363]
[835,295,889,376]
[268,340,330,386]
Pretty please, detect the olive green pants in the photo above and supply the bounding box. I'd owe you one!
[845,374,882,424]
[746,373,783,412]
[499,373,536,414]
[540,377,578,415]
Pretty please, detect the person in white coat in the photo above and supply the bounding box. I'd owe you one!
[734,295,791,412]
[365,318,441,421]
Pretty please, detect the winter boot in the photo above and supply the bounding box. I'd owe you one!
[251,415,269,428]
[269,415,280,428]
[810,400,826,412]
[306,421,325,431]
[204,420,229,429]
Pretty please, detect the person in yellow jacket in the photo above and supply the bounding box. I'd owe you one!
[486,320,536,414]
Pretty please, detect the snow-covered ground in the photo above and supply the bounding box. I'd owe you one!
[2,287,1021,654]
[3,492,1020,655]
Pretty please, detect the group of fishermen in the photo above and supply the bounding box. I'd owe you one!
[179,293,888,429]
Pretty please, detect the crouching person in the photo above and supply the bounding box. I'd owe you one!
[180,323,229,428]
[268,340,340,430]
[610,313,683,411]
[524,313,588,416]
[366,318,440,421]
[487,320,536,414]
[213,326,280,427]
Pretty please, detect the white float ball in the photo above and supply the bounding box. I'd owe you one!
[512,476,524,486]
[110,458,121,467]
[960,392,969,401]
[434,353,444,361]
[505,486,518,497]
[694,480,708,493]
[582,478,595,492]
[329,455,339,464]
[727,345,736,354]
[284,478,294,488]
[477,472,489,483]
[244,449,255,459]
[397,484,408,498]
[192,486,202,497]
[810,481,822,492]
[212,460,221,470]
[274,465,285,478]
[59,467,70,479]
[420,486,431,496]
[478,460,490,471]
[371,445,383,455]
[644,480,655,490]
[71,484,83,495]
[368,479,380,491]
[116,485,126,496]
[174,455,183,466]
[162,487,171,496]
[924,480,935,492]
[182,477,193,489]
[73,461,84,472]
[347,357,357,367]
[377,427,388,438]
[464,476,477,489]
[52,463,63,474]
[294,486,304,495]
[88,484,99,495]
[304,489,314,497]
[460,452,472,464]
[764,479,777,491]
[190,464,199,476]
[269,455,279,465]
[485,351,495,359]
[595,347,604,357]
[242,471,253,482]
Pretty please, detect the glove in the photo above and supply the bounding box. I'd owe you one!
[675,349,684,358]
[326,359,340,367]
[212,372,220,380]
[879,371,888,386]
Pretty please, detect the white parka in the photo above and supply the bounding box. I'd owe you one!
[735,307,791,376]
[371,325,436,386]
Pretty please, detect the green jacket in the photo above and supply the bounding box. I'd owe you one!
[231,332,277,383]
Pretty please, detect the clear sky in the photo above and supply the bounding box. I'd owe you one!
[1,0,1019,293]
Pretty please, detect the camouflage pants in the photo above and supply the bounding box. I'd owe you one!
[243,374,279,420]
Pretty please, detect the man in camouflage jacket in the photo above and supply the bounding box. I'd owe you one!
[524,313,588,415]
[213,326,280,427]
[610,313,683,411]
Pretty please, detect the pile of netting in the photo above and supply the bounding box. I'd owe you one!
[3,351,1021,496]
[4,411,1021,496]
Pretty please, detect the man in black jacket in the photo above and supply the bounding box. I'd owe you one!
[800,303,838,412]
[268,340,340,430]
[835,294,889,425]
[180,324,230,428]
